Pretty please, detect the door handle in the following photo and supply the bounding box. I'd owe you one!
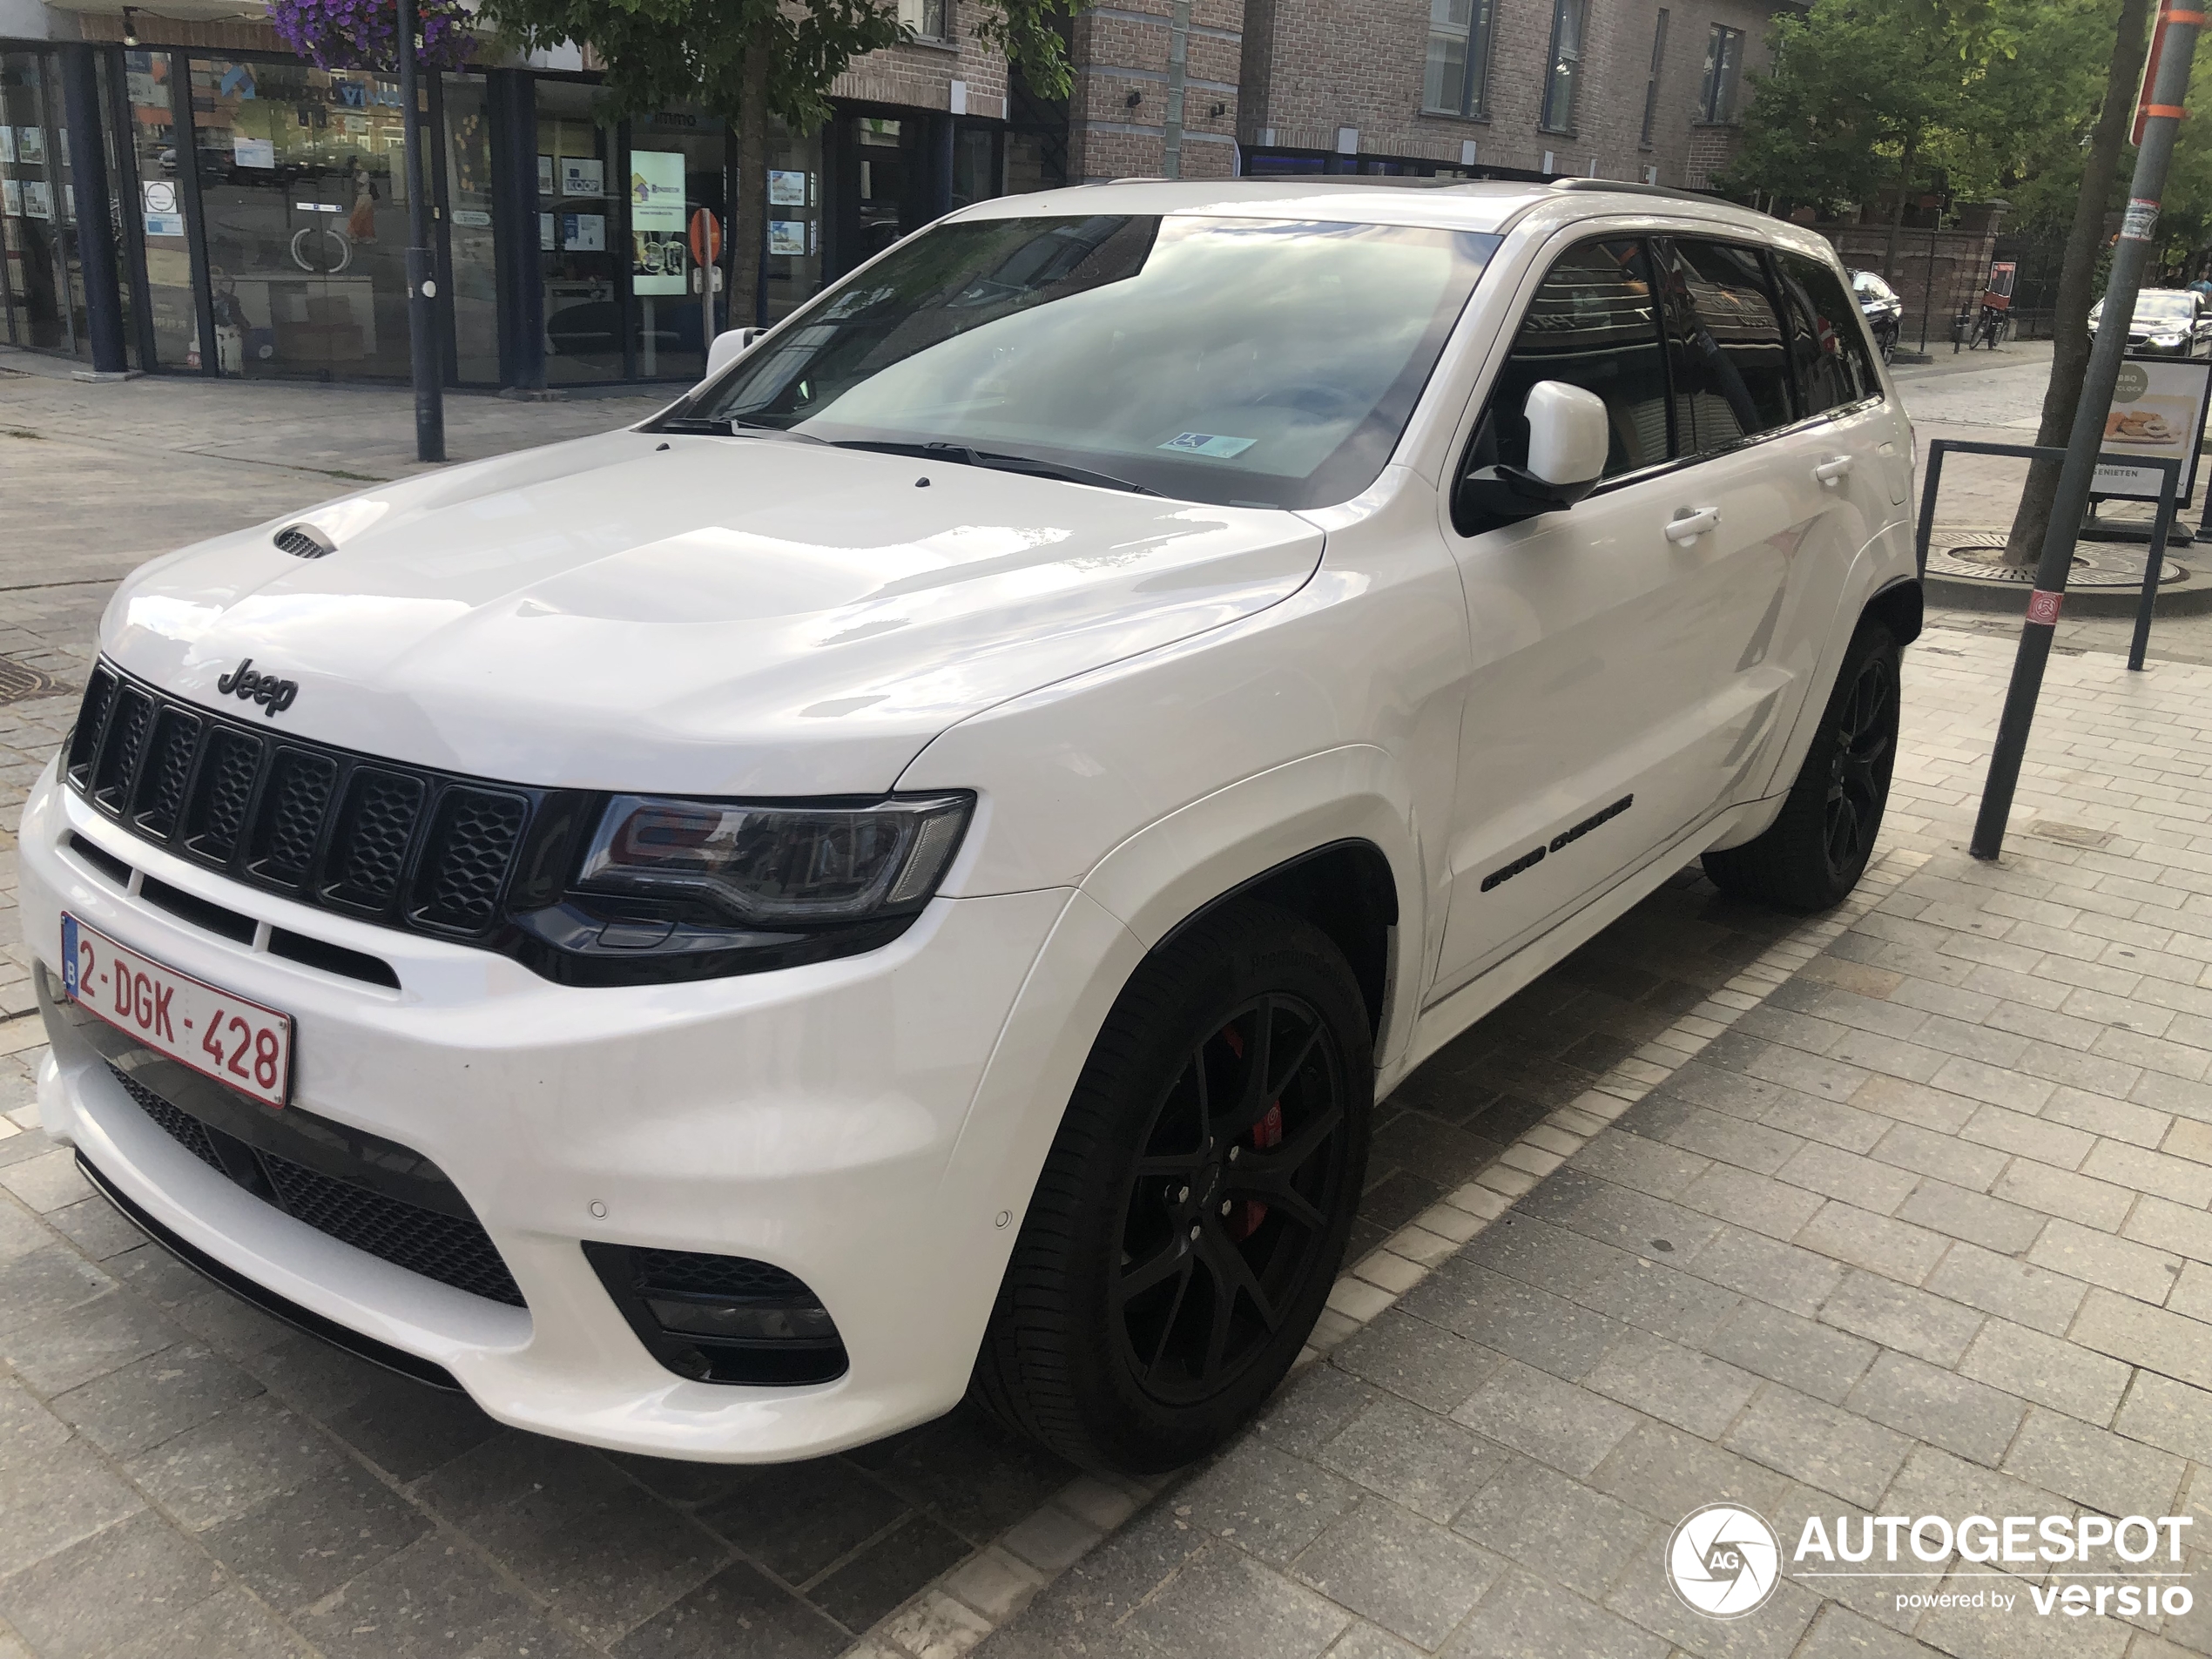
[1813,455,1853,486]
[1664,507,1720,543]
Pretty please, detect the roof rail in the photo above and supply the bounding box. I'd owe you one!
[1106,172,1478,189]
[1548,178,1735,207]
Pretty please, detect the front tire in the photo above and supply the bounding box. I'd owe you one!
[972,900,1372,1474]
[1703,617,1899,911]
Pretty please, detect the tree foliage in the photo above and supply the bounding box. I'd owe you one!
[476,0,1076,331]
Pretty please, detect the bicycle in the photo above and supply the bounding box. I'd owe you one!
[1952,302,2005,353]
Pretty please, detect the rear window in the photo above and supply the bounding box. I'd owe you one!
[1774,252,1882,413]
[1660,238,1796,450]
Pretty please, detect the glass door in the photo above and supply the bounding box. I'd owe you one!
[764,117,821,327]
[0,49,72,353]
[442,72,499,384]
[187,57,415,380]
[122,49,196,368]
[536,79,619,383]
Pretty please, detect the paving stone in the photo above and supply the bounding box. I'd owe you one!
[1,1290,180,1397]
[0,1148,91,1214]
[2041,1085,2172,1150]
[320,1373,502,1486]
[43,1195,148,1261]
[1318,1626,1421,1659]
[1875,1447,2067,1575]
[610,1556,846,1659]
[1448,1359,1638,1480]
[1457,1213,1631,1298]
[1870,1121,2011,1191]
[1922,1241,2089,1336]
[1332,1311,1506,1416]
[1817,1270,1985,1367]
[1514,1170,1722,1260]
[200,1457,433,1613]
[941,1546,1043,1623]
[1844,1351,2026,1467]
[2114,1371,2212,1462]
[1397,1260,1626,1382]
[808,1512,971,1633]
[1563,1131,1709,1201]
[2026,1217,2182,1305]
[1763,1091,1892,1156]
[1581,1328,1757,1440]
[1292,1501,1501,1649]
[1123,1546,1350,1659]
[1892,1180,2047,1255]
[1912,1566,2132,1659]
[1684,1224,1845,1318]
[1177,1439,1359,1568]
[1250,1363,1381,1459]
[1850,1075,1977,1135]
[2070,1286,2212,1390]
[1575,1254,1740,1347]
[1957,1318,2130,1426]
[1678,1164,1829,1240]
[1449,1457,1659,1602]
[1792,1602,1949,1659]
[1318,1395,1506,1523]
[2122,1194,2212,1263]
[1776,1142,1922,1216]
[1602,1554,1821,1659]
[0,1439,145,1577]
[1796,1202,1950,1284]
[1702,1298,1877,1407]
[2082,1138,2212,1206]
[106,1584,314,1659]
[1587,1418,1791,1525]
[1439,1563,1668,1659]
[0,1511,222,1659]
[1723,1383,1912,1509]
[0,1247,113,1338]
[693,1456,906,1585]
[52,1340,265,1460]
[2000,1406,2186,1518]
[122,1393,345,1533]
[1658,1107,1805,1176]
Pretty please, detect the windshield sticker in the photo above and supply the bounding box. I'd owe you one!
[1160,432,1258,459]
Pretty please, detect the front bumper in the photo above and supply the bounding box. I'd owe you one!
[23,758,1108,1461]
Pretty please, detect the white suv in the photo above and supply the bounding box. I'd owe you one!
[22,179,1917,1474]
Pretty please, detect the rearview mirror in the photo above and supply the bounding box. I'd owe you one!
[704,326,765,382]
[1457,380,1609,522]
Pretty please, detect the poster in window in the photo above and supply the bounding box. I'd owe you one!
[1,180,18,217]
[629,149,687,294]
[233,135,275,169]
[22,180,52,219]
[560,157,604,197]
[562,211,605,252]
[17,126,43,164]
[537,152,554,194]
[769,169,807,206]
[540,211,555,249]
[767,219,807,257]
[0,126,13,164]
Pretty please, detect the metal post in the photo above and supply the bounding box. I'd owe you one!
[2128,462,2180,671]
[1914,442,1948,576]
[397,0,446,462]
[59,45,128,375]
[1919,223,1938,354]
[1970,3,2200,860]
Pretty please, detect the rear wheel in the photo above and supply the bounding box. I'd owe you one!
[1703,617,1899,911]
[971,900,1371,1474]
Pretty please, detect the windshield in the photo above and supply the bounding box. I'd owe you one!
[1851,272,1896,302]
[2133,292,2196,322]
[670,214,1501,508]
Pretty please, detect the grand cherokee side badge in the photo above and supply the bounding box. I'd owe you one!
[217,658,299,717]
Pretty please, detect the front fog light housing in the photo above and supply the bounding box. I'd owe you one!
[575,792,972,924]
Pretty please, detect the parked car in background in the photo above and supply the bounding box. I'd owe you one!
[28,178,1918,1475]
[2088,287,2212,356]
[1851,269,1903,361]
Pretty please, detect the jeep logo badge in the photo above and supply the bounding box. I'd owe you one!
[216,658,299,718]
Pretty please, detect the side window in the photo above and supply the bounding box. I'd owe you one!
[1472,238,1670,488]
[1655,237,1795,452]
[1775,250,1881,414]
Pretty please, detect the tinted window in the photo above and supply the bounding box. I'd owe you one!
[1657,238,1795,450]
[1775,251,1881,413]
[1480,239,1670,482]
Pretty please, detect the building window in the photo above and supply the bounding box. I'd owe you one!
[1698,24,1744,123]
[1540,0,1586,133]
[1640,10,1669,148]
[1423,0,1495,119]
[899,0,949,40]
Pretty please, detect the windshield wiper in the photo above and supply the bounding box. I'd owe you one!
[831,439,1159,496]
[651,415,833,444]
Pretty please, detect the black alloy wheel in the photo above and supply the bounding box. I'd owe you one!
[1703,618,1900,912]
[1113,993,1351,1406]
[1821,646,1895,887]
[972,900,1372,1474]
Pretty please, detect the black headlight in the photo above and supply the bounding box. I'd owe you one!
[497,791,975,987]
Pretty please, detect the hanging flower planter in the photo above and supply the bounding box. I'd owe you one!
[267,0,477,72]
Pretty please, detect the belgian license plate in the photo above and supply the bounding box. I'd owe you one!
[61,914,293,1108]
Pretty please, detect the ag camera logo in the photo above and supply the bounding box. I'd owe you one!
[1669,1504,1781,1618]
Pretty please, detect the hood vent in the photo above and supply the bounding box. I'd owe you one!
[273,523,336,559]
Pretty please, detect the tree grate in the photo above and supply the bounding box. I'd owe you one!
[0,658,63,705]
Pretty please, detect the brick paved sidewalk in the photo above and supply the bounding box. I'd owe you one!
[976,628,2212,1659]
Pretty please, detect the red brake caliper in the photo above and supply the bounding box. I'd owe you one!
[1218,1024,1282,1240]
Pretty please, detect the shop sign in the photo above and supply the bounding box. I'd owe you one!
[769,169,808,206]
[2092,355,2212,503]
[561,157,604,197]
[631,149,687,294]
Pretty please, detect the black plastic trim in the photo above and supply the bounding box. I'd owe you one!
[64,832,131,889]
[74,1150,464,1392]
[582,1240,850,1387]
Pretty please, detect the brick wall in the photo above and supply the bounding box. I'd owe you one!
[833,26,1011,119]
[1823,214,2007,349]
[1067,0,1244,182]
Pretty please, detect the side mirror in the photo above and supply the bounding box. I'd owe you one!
[704,326,765,381]
[1457,380,1609,522]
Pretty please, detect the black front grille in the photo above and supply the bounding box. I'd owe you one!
[68,663,543,946]
[109,1061,525,1307]
[632,1249,814,1300]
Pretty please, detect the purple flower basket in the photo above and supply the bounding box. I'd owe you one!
[268,0,476,71]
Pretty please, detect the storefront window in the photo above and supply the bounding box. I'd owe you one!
[536,79,618,383]
[627,108,721,380]
[442,72,498,384]
[764,116,819,326]
[951,125,999,210]
[123,49,194,369]
[1,50,71,352]
[188,57,416,379]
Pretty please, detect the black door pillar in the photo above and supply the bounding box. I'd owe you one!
[489,68,543,390]
[59,44,129,374]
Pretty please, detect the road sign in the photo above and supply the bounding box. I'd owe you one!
[689,209,722,267]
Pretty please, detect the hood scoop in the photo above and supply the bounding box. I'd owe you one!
[273,523,337,559]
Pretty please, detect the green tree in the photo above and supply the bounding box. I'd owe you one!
[477,0,1076,333]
